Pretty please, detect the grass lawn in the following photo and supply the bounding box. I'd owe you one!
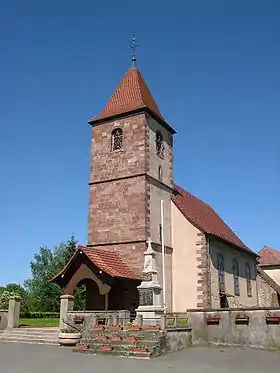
[167,318,189,327]
[19,318,59,328]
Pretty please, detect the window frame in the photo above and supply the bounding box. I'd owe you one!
[155,130,164,158]
[245,262,252,297]
[217,252,225,293]
[111,128,123,151]
[232,259,240,296]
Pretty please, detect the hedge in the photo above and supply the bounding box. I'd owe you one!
[20,312,60,319]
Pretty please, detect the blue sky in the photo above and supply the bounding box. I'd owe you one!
[0,1,279,285]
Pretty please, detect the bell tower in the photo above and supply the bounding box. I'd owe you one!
[87,55,176,294]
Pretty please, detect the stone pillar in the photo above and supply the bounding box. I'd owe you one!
[7,296,21,329]
[136,239,164,326]
[59,294,74,330]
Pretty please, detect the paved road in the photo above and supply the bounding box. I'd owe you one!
[0,343,279,373]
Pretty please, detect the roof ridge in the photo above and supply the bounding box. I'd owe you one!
[175,184,215,211]
[173,184,254,255]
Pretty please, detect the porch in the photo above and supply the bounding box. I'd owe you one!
[51,246,142,312]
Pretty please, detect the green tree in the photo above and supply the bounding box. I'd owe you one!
[24,236,77,312]
[0,284,28,312]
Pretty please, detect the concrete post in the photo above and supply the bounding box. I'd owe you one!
[59,294,74,330]
[136,314,143,327]
[7,296,21,329]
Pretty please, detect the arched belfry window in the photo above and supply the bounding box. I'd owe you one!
[111,128,123,151]
[155,131,164,158]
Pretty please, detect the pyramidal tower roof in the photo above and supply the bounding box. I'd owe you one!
[89,64,175,133]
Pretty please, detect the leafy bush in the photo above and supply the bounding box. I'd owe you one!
[20,312,60,319]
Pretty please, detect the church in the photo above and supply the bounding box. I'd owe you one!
[52,57,280,313]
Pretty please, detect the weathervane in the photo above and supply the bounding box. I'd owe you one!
[130,33,138,65]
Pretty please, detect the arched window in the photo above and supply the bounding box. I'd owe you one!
[232,259,240,296]
[155,131,164,158]
[217,253,225,292]
[245,263,252,297]
[111,128,123,151]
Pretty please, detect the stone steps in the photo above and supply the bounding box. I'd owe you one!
[76,328,165,358]
[74,347,152,359]
[0,327,59,345]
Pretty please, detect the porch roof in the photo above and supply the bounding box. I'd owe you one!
[51,246,143,282]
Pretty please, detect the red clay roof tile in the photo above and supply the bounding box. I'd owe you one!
[173,185,255,255]
[51,246,143,282]
[81,246,142,280]
[258,246,280,266]
[91,65,164,122]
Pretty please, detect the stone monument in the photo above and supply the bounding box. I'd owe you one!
[136,239,164,325]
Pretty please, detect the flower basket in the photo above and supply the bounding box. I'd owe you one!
[144,325,161,331]
[77,343,89,351]
[110,336,121,342]
[93,334,107,341]
[131,346,148,353]
[206,317,220,325]
[99,345,114,352]
[73,316,84,325]
[109,325,123,331]
[92,325,105,332]
[123,336,139,343]
[125,325,141,331]
[235,316,249,325]
[266,316,280,325]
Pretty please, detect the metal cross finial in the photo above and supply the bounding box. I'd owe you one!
[130,33,138,65]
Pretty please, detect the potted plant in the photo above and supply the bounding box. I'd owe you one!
[124,322,141,331]
[76,343,89,351]
[235,312,249,325]
[266,311,280,325]
[73,315,84,325]
[110,335,122,342]
[58,327,81,346]
[99,345,114,352]
[93,334,107,341]
[131,346,148,353]
[109,325,123,331]
[206,312,220,325]
[143,325,161,331]
[123,336,139,343]
[92,325,105,332]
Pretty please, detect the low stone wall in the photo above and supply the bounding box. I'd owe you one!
[67,310,131,334]
[0,311,8,330]
[188,307,280,349]
[166,327,192,353]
